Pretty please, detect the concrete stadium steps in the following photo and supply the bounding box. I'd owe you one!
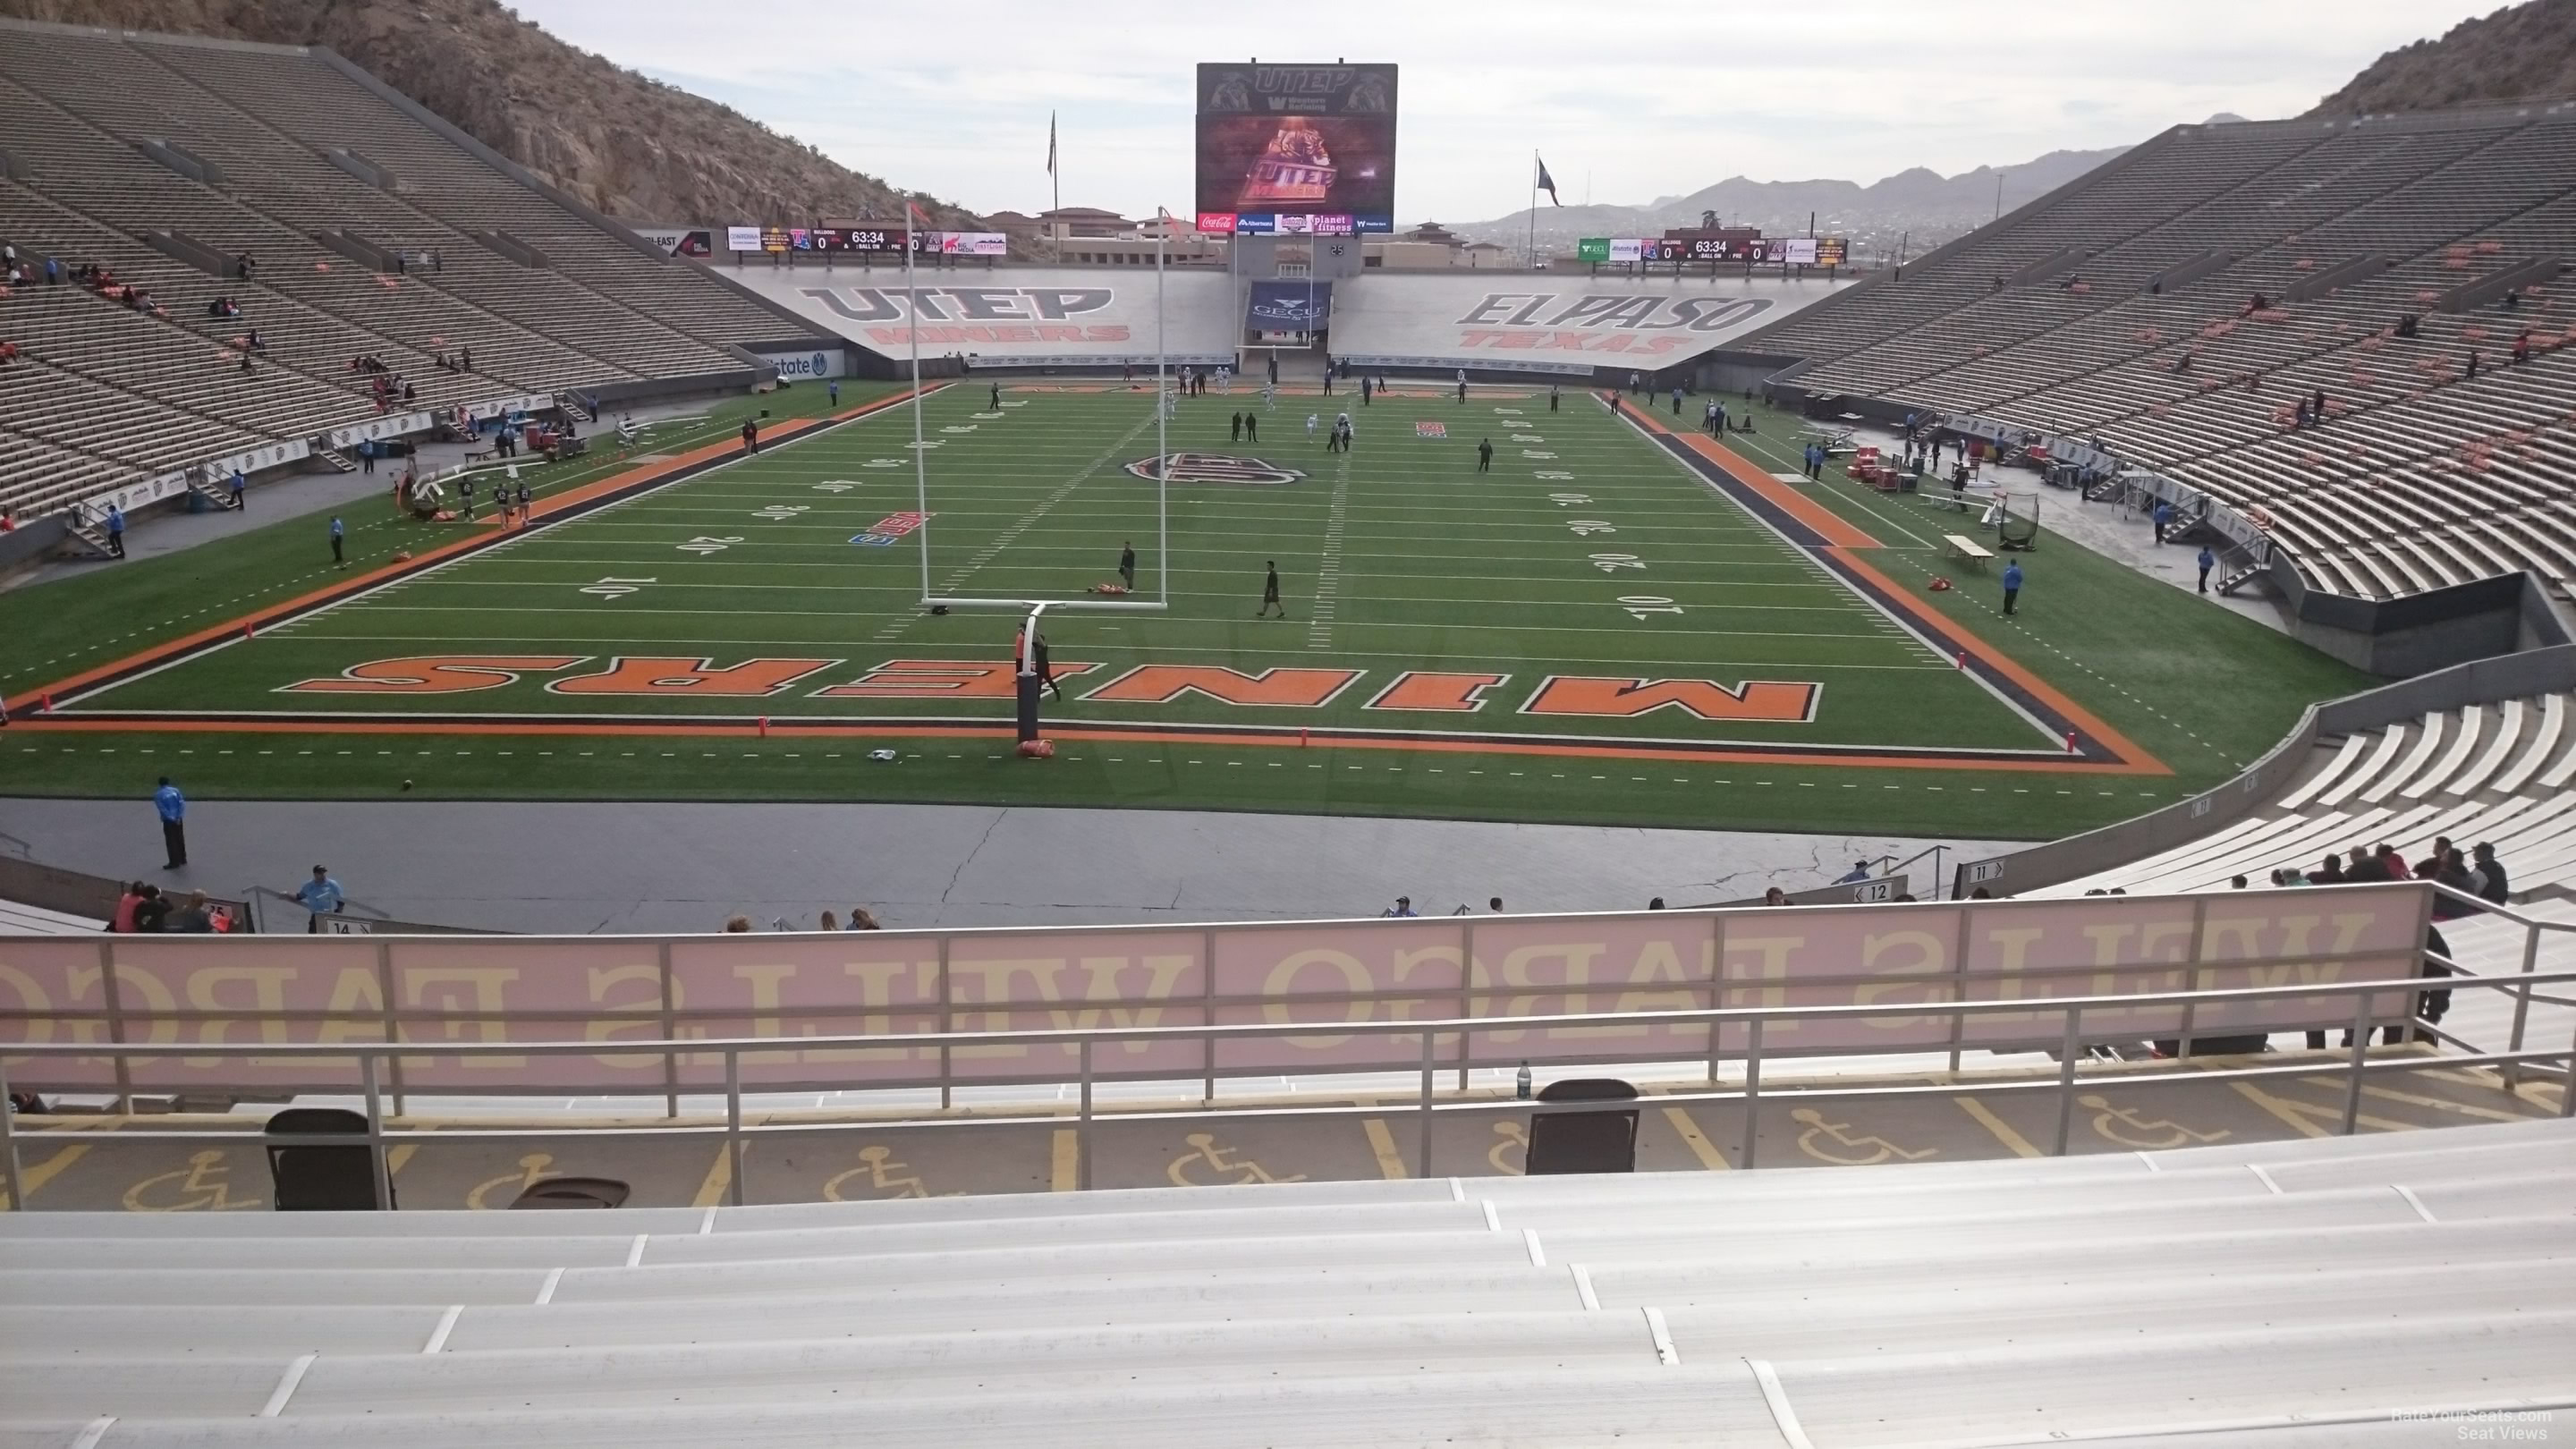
[4,1121,2569,1444]
[2044,690,2576,898]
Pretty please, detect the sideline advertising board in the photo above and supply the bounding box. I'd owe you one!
[0,887,2432,1094]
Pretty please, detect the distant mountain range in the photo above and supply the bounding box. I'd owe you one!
[2311,0,2576,115]
[1446,122,2250,263]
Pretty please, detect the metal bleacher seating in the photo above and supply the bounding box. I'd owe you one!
[0,20,790,523]
[2044,689,2576,899]
[1,1117,2570,1445]
[1758,106,2576,604]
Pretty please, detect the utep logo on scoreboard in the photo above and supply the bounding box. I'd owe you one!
[1124,453,1307,486]
[852,512,932,547]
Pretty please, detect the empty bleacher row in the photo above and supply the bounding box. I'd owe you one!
[1756,105,2576,602]
[2044,690,2576,898]
[0,21,792,521]
[1,1117,2569,1446]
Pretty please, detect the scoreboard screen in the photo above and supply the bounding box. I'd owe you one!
[1195,62,1396,236]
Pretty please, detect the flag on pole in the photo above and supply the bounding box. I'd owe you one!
[1046,112,1058,177]
[1535,156,1561,205]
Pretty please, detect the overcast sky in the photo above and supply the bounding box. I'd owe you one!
[516,0,2501,224]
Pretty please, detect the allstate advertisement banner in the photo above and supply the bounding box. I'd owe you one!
[1248,279,1333,329]
[751,344,849,380]
[0,887,2427,1091]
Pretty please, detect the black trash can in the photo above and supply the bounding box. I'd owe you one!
[264,1106,393,1210]
[1524,1078,1640,1174]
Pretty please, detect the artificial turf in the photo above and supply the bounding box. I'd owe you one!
[0,382,2375,837]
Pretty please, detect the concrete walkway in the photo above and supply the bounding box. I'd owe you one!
[0,796,2028,934]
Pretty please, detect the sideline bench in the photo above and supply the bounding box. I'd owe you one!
[1945,533,1995,571]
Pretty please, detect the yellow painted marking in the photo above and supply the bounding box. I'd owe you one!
[824,1145,952,1200]
[0,1140,97,1210]
[386,1144,418,1177]
[1050,1129,1079,1192]
[1488,1121,1528,1176]
[2415,1066,2563,1109]
[2298,1076,2546,1123]
[690,1143,733,1208]
[2229,1080,2418,1136]
[2078,1094,2230,1148]
[1659,1106,1733,1169]
[1167,1131,1305,1187]
[1951,1097,2043,1158]
[123,1149,262,1211]
[1791,1107,1936,1165]
[1360,1118,1410,1180]
[468,1153,558,1210]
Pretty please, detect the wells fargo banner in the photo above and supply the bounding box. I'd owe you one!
[0,888,2430,1093]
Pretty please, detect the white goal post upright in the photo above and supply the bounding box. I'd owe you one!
[915,204,1172,616]
[906,202,932,606]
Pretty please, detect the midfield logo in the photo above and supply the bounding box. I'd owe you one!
[1415,421,1446,438]
[1125,453,1307,486]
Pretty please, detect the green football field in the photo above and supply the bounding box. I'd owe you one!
[1,382,2373,837]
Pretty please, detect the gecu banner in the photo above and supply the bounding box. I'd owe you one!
[0,888,2430,1093]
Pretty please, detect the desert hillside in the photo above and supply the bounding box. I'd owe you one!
[0,0,985,228]
[2312,0,2576,114]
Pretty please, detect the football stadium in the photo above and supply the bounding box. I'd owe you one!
[1,7,2574,1445]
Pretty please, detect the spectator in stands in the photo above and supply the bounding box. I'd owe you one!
[234,251,254,280]
[2229,876,2249,889]
[44,257,57,285]
[2313,854,2345,885]
[402,381,416,402]
[292,866,345,933]
[2512,330,2532,365]
[1835,860,1871,884]
[461,346,471,372]
[1761,888,1790,906]
[2466,351,2481,380]
[2000,558,2023,614]
[131,884,171,934]
[2342,845,2382,882]
[246,328,263,351]
[2462,835,2504,902]
[2196,545,2216,593]
[1382,896,1418,918]
[2412,835,2454,881]
[2430,850,2479,921]
[2311,388,2328,421]
[104,503,125,559]
[111,882,147,933]
[723,915,752,932]
[0,342,16,367]
[846,907,882,929]
[165,891,216,933]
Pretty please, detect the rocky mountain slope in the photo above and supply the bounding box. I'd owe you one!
[2312,0,2576,114]
[0,0,983,227]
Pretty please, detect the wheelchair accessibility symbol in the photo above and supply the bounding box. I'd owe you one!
[1167,1132,1305,1187]
[124,1150,263,1211]
[467,1154,562,1210]
[1792,1107,1937,1165]
[2080,1095,2230,1148]
[825,1145,959,1201]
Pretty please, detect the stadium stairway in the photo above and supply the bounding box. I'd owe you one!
[1,1118,2570,1445]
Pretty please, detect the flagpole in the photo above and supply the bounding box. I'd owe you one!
[1050,111,1061,219]
[907,205,929,605]
[1528,150,1537,269]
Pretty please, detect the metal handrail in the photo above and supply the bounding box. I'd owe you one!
[8,964,2569,1211]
